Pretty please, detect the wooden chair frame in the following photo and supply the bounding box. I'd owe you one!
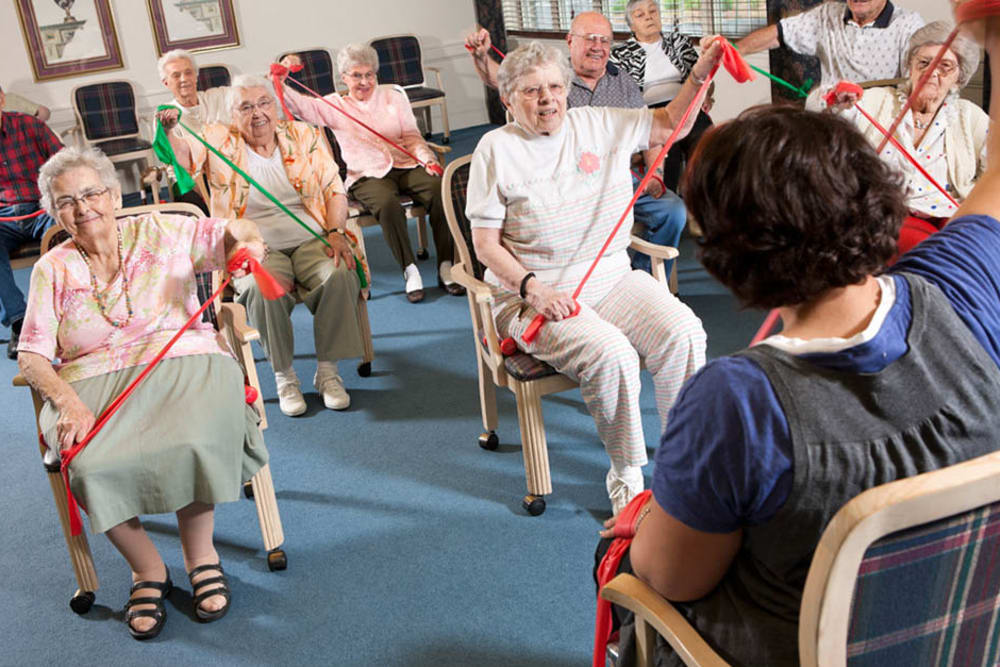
[13,203,288,615]
[442,155,678,515]
[368,34,450,143]
[600,450,1000,666]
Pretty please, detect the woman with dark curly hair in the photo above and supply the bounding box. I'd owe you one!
[598,15,1000,664]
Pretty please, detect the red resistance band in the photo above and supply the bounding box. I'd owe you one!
[593,490,653,667]
[522,37,753,344]
[59,248,284,536]
[825,81,960,209]
[269,63,444,177]
[0,208,46,222]
[463,42,507,61]
[630,169,667,193]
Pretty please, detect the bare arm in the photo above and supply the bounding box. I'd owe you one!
[471,227,576,320]
[642,147,666,197]
[734,23,780,54]
[650,39,723,147]
[466,28,501,90]
[18,351,96,452]
[321,192,355,269]
[35,105,51,122]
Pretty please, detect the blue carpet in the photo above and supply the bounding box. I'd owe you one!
[0,124,767,666]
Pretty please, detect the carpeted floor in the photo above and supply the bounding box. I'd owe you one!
[0,125,767,666]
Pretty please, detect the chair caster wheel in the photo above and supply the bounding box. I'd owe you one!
[416,249,429,261]
[478,431,499,451]
[243,482,254,499]
[522,495,546,516]
[267,549,288,571]
[70,590,95,615]
[357,361,372,377]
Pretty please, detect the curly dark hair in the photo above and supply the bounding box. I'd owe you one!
[683,105,906,309]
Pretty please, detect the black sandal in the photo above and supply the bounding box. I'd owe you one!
[124,569,172,640]
[188,562,231,622]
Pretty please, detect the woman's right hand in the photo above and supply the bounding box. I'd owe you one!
[280,54,302,70]
[524,278,577,321]
[465,28,492,59]
[155,106,180,132]
[55,395,96,454]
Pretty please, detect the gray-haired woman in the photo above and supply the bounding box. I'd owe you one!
[17,146,267,640]
[820,20,988,254]
[277,43,461,303]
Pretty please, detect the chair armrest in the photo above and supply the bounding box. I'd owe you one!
[601,574,730,667]
[425,66,444,91]
[629,236,679,260]
[60,124,82,148]
[218,302,261,343]
[12,374,28,387]
[450,262,494,304]
[427,142,452,156]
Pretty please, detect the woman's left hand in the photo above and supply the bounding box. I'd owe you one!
[425,160,443,177]
[324,231,357,270]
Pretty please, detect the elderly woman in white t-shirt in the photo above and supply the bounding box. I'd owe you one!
[610,0,713,191]
[466,41,721,512]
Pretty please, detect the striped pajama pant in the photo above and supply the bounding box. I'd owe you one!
[495,270,706,468]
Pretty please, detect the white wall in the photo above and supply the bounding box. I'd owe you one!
[0,0,492,137]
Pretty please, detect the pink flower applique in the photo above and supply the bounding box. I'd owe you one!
[578,151,601,175]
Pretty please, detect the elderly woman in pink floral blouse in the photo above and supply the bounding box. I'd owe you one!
[17,146,267,640]
[278,44,461,303]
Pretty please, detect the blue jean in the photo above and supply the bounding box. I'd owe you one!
[0,203,56,327]
[630,175,686,275]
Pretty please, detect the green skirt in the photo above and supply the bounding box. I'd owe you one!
[39,354,269,534]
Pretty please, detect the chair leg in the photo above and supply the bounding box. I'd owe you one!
[513,380,553,499]
[46,468,100,612]
[669,261,678,295]
[356,296,375,377]
[438,99,450,143]
[416,213,428,260]
[249,464,287,571]
[478,355,499,434]
[635,616,657,667]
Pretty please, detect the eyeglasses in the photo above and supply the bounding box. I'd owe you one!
[54,188,109,212]
[571,32,611,46]
[236,98,275,115]
[346,71,377,82]
[517,83,566,99]
[913,57,959,76]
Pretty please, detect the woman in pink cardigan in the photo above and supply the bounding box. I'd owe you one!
[279,44,461,303]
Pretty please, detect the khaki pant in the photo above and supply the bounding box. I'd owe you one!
[349,167,454,271]
[235,237,363,372]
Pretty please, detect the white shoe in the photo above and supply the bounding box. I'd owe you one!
[276,378,306,417]
[315,371,350,410]
[607,466,644,515]
[404,263,424,303]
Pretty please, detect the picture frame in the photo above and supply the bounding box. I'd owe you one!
[15,0,124,82]
[146,0,241,57]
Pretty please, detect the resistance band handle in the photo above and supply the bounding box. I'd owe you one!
[521,300,580,345]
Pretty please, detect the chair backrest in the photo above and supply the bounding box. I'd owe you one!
[370,35,425,88]
[72,81,141,142]
[197,64,231,91]
[278,48,336,96]
[441,154,485,281]
[799,450,1000,666]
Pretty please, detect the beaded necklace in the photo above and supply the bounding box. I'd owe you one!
[75,225,134,328]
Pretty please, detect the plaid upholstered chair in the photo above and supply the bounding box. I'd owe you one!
[13,203,288,615]
[69,82,157,201]
[599,450,1000,666]
[442,155,677,516]
[278,48,338,96]
[197,64,232,91]
[369,35,450,143]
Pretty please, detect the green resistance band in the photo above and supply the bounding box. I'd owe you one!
[155,105,367,288]
[723,40,810,99]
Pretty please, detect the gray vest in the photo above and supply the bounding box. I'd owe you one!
[660,274,1000,666]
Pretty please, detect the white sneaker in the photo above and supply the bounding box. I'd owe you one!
[314,371,350,410]
[607,465,644,515]
[276,378,306,417]
[404,263,424,303]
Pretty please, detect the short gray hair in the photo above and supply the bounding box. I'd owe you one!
[157,49,197,81]
[903,21,980,90]
[37,146,119,216]
[496,41,572,100]
[337,44,379,75]
[227,73,275,111]
[624,0,657,30]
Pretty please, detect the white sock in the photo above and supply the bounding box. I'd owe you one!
[439,260,455,285]
[316,360,339,379]
[274,367,299,387]
[404,263,423,291]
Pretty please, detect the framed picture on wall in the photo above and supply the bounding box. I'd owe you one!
[15,0,124,82]
[146,0,241,56]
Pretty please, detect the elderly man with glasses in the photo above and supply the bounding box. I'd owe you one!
[466,12,689,277]
[0,83,62,359]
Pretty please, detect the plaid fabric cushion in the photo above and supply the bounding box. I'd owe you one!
[371,36,424,87]
[74,82,140,141]
[283,50,336,96]
[846,501,1000,665]
[404,86,444,103]
[93,137,152,156]
[195,272,217,326]
[449,162,486,280]
[504,353,559,381]
[197,66,231,91]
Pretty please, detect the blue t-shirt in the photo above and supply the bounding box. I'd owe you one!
[652,215,1000,533]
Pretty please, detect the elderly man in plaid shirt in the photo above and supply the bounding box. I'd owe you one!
[0,84,61,359]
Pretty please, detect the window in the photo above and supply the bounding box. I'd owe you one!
[502,0,768,39]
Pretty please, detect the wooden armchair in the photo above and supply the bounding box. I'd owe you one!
[600,450,1000,665]
[441,154,678,516]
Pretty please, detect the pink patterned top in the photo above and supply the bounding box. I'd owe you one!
[19,213,231,383]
